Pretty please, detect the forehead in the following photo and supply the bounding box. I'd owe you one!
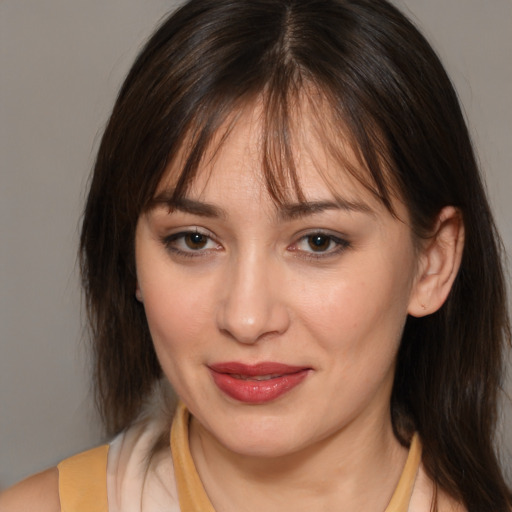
[155,100,400,217]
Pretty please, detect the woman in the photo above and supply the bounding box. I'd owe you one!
[1,0,510,510]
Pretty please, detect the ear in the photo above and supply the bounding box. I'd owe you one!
[135,283,143,302]
[408,206,464,317]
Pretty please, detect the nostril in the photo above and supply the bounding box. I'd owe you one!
[216,300,290,345]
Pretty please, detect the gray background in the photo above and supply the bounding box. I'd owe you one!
[1,0,511,489]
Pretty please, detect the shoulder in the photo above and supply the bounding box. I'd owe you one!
[0,467,60,512]
[0,443,110,512]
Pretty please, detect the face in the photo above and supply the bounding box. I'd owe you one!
[135,108,423,458]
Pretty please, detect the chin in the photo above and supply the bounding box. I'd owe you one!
[208,411,313,459]
[223,434,304,459]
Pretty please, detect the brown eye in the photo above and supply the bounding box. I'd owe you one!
[162,229,220,257]
[291,232,349,258]
[307,234,332,252]
[185,233,208,250]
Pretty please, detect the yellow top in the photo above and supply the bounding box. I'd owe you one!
[58,402,422,511]
[58,444,109,512]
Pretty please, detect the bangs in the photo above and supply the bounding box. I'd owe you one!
[127,0,410,219]
[148,81,400,214]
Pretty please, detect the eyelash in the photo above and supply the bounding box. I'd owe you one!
[161,230,350,260]
[290,232,350,261]
[162,230,220,259]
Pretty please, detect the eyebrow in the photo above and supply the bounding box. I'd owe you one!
[149,193,372,220]
[278,199,373,220]
[150,195,225,218]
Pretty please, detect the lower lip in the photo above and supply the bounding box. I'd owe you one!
[209,369,310,404]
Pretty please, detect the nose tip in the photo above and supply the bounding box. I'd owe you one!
[216,268,290,345]
[218,307,289,344]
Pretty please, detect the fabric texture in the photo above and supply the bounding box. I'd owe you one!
[58,444,109,512]
[107,416,180,512]
[57,402,422,511]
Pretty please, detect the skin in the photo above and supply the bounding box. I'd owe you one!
[133,106,464,511]
[0,468,60,512]
[0,106,464,511]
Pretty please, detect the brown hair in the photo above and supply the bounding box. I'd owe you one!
[80,0,511,509]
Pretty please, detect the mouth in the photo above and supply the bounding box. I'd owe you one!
[208,362,311,404]
[228,373,286,381]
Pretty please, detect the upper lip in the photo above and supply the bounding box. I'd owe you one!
[208,362,309,376]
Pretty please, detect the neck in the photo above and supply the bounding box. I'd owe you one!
[189,408,408,512]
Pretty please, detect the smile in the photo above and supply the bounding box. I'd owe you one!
[208,362,311,404]
[230,374,284,381]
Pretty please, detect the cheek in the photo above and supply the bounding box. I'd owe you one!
[296,255,413,363]
[143,281,210,356]
[136,249,214,361]
[141,285,210,405]
[296,269,411,423]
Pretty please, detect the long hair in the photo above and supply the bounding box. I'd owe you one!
[80,0,511,509]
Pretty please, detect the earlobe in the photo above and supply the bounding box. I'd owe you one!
[135,284,143,302]
[408,206,464,318]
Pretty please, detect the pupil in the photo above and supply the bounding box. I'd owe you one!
[308,235,330,251]
[186,233,207,249]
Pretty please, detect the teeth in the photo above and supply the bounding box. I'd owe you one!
[231,374,282,381]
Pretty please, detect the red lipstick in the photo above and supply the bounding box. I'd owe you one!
[208,362,310,404]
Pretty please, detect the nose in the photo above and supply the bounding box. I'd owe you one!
[216,253,290,344]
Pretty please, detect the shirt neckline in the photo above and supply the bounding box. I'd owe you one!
[170,402,422,512]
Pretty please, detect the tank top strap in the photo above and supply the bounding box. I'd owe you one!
[171,403,215,512]
[57,444,109,512]
[384,433,422,512]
